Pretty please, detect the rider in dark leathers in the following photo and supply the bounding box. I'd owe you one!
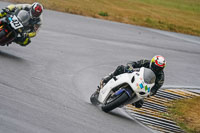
[99,55,166,108]
[0,2,43,46]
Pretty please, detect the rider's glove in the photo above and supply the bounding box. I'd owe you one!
[125,66,133,73]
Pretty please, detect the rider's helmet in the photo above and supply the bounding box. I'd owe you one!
[30,2,43,19]
[150,55,166,73]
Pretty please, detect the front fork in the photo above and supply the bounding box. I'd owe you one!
[113,86,135,105]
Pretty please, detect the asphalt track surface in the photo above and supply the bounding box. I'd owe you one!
[0,1,200,133]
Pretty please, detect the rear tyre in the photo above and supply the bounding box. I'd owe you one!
[101,92,129,113]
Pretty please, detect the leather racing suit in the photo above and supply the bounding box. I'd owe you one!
[100,59,165,108]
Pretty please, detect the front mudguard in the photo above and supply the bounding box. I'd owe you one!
[115,86,134,98]
[90,90,100,105]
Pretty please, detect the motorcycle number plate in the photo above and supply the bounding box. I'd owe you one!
[9,15,23,30]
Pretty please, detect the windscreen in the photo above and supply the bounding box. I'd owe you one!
[143,68,156,84]
[17,10,30,26]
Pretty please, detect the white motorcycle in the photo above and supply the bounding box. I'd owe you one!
[90,67,156,112]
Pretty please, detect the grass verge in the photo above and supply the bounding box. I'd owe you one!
[2,0,200,36]
[165,96,200,133]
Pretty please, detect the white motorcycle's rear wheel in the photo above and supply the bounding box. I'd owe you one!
[101,92,129,113]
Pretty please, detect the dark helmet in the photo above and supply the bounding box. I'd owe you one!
[150,55,166,73]
[30,2,43,18]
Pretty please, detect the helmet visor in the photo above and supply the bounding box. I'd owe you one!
[31,5,42,18]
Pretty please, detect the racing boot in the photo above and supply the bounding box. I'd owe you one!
[92,75,112,104]
[98,65,126,90]
[100,74,113,88]
[96,74,113,93]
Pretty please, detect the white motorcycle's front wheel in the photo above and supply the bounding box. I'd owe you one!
[101,92,129,113]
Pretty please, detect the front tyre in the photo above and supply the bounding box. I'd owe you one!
[101,92,129,113]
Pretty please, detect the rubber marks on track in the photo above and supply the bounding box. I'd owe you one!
[125,89,200,133]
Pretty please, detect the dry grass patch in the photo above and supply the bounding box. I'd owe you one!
[167,96,200,133]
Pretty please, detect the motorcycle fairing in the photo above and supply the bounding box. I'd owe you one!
[98,67,155,104]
